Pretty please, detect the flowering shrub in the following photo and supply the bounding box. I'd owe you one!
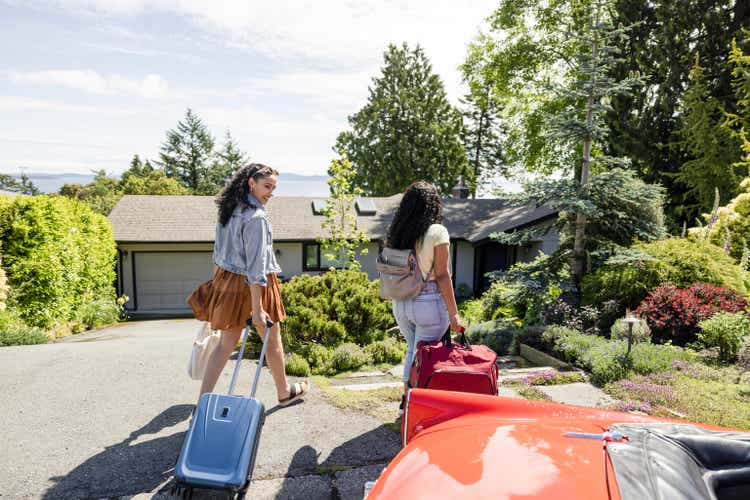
[515,370,586,386]
[635,283,747,345]
[697,312,750,363]
[329,342,371,372]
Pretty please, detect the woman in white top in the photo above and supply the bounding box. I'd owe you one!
[385,181,465,402]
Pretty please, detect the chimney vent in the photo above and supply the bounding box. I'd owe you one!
[451,176,470,199]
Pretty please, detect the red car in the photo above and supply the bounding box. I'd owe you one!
[367,389,750,499]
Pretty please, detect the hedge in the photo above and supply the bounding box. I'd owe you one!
[0,195,116,328]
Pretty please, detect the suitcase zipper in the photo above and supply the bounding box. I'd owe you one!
[425,369,494,390]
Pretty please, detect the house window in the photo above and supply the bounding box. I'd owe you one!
[303,242,347,271]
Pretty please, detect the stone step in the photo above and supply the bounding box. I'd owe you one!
[333,381,403,391]
[498,366,557,382]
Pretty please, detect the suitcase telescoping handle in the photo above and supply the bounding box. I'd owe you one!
[227,318,274,398]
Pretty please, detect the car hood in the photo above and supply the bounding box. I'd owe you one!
[370,413,619,499]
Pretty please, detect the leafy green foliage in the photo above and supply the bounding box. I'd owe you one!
[73,298,124,331]
[701,178,750,262]
[335,43,470,196]
[542,326,695,385]
[285,353,312,377]
[318,154,370,271]
[478,281,516,321]
[497,168,666,271]
[677,54,745,215]
[0,173,40,195]
[0,195,116,328]
[363,338,405,365]
[465,320,516,355]
[697,312,750,363]
[0,307,48,346]
[0,256,8,311]
[329,343,371,372]
[583,238,750,311]
[281,269,395,351]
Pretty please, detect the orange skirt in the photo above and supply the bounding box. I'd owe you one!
[187,268,286,331]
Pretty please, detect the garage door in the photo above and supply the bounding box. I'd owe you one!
[134,252,213,311]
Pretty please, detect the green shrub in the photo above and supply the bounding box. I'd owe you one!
[0,256,8,311]
[281,270,394,350]
[544,326,695,385]
[457,298,484,324]
[300,343,335,373]
[363,338,405,364]
[0,195,117,328]
[285,353,311,376]
[75,298,122,330]
[0,308,49,346]
[610,317,651,344]
[329,342,371,372]
[480,281,516,321]
[738,340,750,370]
[697,312,750,363]
[582,238,749,310]
[465,320,517,355]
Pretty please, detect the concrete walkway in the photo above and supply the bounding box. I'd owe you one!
[0,319,400,499]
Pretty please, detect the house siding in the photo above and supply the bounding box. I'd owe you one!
[454,240,475,297]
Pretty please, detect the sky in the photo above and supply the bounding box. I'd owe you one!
[0,0,497,177]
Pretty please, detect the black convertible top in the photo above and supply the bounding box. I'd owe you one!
[607,423,750,500]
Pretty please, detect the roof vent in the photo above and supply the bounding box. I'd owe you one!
[452,176,470,199]
[355,197,377,215]
[311,199,328,215]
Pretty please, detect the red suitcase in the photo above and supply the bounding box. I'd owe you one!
[408,329,498,396]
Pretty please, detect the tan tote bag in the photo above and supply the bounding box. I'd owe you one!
[187,321,221,380]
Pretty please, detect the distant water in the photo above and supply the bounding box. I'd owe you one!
[1,171,331,197]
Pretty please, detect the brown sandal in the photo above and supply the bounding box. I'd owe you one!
[278,381,309,406]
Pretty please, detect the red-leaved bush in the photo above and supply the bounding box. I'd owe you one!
[635,283,747,344]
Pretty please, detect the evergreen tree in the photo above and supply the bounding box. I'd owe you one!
[208,131,248,193]
[0,173,39,195]
[318,154,370,271]
[460,87,505,196]
[495,0,645,288]
[335,43,470,196]
[121,154,155,183]
[606,0,750,228]
[159,108,216,193]
[677,54,744,214]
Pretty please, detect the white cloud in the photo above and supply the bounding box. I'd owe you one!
[7,69,169,98]
[0,95,140,115]
[46,0,494,101]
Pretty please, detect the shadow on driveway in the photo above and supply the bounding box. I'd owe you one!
[42,404,193,499]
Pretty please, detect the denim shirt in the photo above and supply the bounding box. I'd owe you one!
[213,194,281,286]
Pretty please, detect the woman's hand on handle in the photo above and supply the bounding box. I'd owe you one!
[252,309,270,335]
[449,313,464,333]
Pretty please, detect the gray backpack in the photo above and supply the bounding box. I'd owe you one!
[376,247,428,301]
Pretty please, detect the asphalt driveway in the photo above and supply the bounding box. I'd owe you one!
[0,319,400,499]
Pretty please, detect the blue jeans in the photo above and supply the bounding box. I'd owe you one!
[392,282,450,383]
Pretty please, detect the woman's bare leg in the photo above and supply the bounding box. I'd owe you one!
[199,326,242,397]
[258,322,295,400]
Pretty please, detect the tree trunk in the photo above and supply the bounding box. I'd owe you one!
[573,15,599,289]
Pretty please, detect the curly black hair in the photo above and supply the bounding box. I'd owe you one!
[216,163,279,226]
[386,181,443,249]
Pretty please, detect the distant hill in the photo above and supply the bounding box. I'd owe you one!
[0,171,332,197]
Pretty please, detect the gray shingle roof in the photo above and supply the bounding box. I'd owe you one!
[108,194,556,244]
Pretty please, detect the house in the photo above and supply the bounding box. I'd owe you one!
[108,192,558,315]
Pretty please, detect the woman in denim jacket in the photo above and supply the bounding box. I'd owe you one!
[386,181,464,404]
[190,163,308,406]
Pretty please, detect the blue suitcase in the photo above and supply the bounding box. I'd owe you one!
[173,319,273,499]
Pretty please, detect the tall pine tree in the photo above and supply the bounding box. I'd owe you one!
[335,43,470,196]
[209,131,248,192]
[159,108,216,194]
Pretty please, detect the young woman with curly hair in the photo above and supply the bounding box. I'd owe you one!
[189,163,308,406]
[386,181,464,399]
